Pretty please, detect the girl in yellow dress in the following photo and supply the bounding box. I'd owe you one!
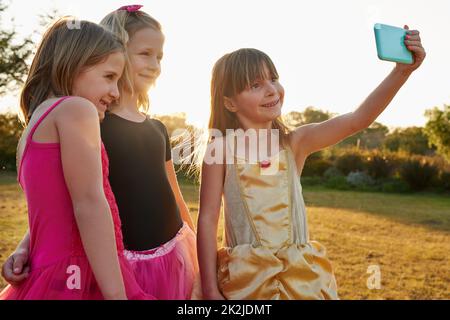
[196,27,425,300]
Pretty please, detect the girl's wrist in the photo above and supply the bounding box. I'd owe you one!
[15,247,29,256]
[392,65,413,78]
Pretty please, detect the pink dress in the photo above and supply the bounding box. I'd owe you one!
[0,97,154,300]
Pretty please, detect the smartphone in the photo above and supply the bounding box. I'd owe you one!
[374,23,413,64]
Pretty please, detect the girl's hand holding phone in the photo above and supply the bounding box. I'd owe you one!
[396,25,426,75]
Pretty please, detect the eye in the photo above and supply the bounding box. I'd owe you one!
[105,74,115,80]
[140,51,151,56]
[250,82,260,90]
[271,77,278,83]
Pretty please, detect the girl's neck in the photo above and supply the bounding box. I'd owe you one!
[110,91,146,121]
[238,118,273,132]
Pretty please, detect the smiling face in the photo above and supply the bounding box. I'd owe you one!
[127,27,164,94]
[72,51,125,120]
[225,63,285,129]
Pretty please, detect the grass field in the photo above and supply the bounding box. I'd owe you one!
[1,172,449,299]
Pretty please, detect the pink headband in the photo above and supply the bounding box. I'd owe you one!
[117,4,143,12]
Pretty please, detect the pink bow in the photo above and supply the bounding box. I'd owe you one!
[118,4,143,12]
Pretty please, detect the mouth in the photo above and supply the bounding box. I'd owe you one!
[99,99,110,111]
[260,98,280,108]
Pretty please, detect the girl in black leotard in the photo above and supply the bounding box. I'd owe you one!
[100,5,198,300]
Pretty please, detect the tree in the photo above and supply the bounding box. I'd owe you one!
[338,122,389,149]
[154,112,193,139]
[284,107,335,127]
[0,113,23,170]
[0,1,33,96]
[154,112,196,159]
[424,105,450,162]
[154,113,200,180]
[284,108,389,150]
[383,126,435,155]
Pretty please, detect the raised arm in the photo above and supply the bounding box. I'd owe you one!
[291,26,426,158]
[57,97,126,300]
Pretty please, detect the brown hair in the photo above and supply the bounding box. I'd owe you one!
[20,17,125,124]
[100,9,163,114]
[209,48,291,146]
[187,48,291,179]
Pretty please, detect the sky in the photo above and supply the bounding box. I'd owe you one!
[1,0,449,130]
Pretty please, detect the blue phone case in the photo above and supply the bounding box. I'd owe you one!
[374,23,413,64]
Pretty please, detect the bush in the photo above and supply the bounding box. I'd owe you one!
[366,154,395,179]
[437,171,450,191]
[346,171,375,188]
[324,175,351,190]
[0,113,23,172]
[334,152,365,175]
[381,178,411,193]
[324,167,344,180]
[399,158,439,191]
[300,176,324,186]
[302,158,333,177]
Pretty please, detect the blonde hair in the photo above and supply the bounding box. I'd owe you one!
[20,17,125,124]
[100,9,163,114]
[209,48,291,145]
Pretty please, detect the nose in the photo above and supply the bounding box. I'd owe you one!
[110,82,120,100]
[147,56,161,74]
[265,81,277,96]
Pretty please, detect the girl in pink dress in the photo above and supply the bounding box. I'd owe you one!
[0,18,153,300]
[2,6,198,300]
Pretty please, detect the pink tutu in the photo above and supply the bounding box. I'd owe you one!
[0,254,152,300]
[124,222,199,300]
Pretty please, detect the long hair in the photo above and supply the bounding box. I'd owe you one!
[20,17,125,124]
[187,48,292,179]
[100,9,163,114]
[209,48,291,145]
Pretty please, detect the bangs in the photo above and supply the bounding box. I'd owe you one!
[224,48,279,97]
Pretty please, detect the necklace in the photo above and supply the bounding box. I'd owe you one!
[259,159,271,168]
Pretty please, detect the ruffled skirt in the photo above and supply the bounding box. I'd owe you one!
[0,254,154,300]
[216,241,338,300]
[123,223,198,300]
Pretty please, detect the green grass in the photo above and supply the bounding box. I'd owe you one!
[0,171,18,185]
[1,175,449,299]
[181,182,450,300]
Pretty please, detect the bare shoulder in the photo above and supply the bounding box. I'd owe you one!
[201,135,227,178]
[204,135,228,165]
[54,96,98,123]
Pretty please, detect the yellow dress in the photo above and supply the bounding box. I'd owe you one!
[217,148,338,300]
